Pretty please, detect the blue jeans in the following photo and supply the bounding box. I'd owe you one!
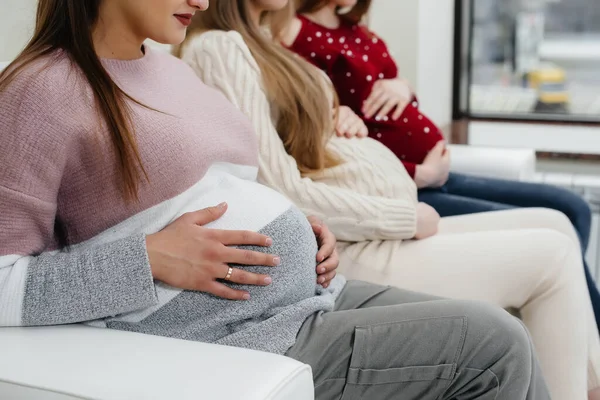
[419,172,600,331]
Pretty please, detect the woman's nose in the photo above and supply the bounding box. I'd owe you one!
[188,0,208,10]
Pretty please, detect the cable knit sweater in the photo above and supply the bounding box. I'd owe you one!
[182,31,418,242]
[0,47,344,355]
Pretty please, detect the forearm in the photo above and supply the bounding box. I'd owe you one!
[0,234,157,327]
[258,164,417,241]
[414,164,436,189]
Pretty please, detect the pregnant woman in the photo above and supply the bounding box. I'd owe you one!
[0,0,547,399]
[287,0,600,336]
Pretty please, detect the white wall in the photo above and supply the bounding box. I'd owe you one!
[370,0,456,129]
[0,0,37,61]
[369,2,420,88]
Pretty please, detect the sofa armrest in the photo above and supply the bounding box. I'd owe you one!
[448,144,536,182]
[0,326,314,400]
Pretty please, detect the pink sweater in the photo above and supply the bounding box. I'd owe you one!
[1,48,257,254]
[0,47,344,354]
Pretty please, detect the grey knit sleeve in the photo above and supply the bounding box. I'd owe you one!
[1,234,158,327]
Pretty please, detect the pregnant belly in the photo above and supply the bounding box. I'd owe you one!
[230,205,319,308]
[199,174,320,306]
[105,177,320,338]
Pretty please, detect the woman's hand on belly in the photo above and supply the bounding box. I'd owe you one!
[335,106,369,138]
[308,216,339,289]
[146,203,281,301]
[363,78,413,121]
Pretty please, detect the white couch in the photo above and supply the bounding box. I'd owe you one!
[0,326,313,400]
[0,60,537,400]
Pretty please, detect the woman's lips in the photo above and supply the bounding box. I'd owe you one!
[174,14,193,27]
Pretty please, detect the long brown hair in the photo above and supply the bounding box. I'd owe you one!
[0,0,147,201]
[178,0,340,175]
[296,0,372,24]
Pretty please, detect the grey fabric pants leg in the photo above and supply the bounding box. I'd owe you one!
[286,281,550,400]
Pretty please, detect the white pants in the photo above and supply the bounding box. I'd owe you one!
[338,208,600,400]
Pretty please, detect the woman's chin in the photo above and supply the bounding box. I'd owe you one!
[149,31,187,47]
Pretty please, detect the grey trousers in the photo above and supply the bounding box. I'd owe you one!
[286,281,550,400]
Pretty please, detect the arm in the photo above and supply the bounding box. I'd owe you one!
[0,78,157,327]
[182,32,417,242]
[280,16,302,48]
[281,17,330,73]
[0,233,157,327]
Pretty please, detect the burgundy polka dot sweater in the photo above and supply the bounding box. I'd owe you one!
[288,15,445,178]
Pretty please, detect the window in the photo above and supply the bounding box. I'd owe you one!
[455,0,600,122]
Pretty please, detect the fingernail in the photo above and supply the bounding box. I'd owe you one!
[218,202,227,208]
[375,116,381,121]
[264,277,272,285]
[242,293,250,300]
[266,237,273,246]
[319,267,326,273]
[273,257,281,266]
[318,277,325,284]
[318,255,324,263]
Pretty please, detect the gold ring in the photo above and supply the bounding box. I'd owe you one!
[224,267,233,281]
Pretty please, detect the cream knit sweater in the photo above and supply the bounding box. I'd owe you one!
[182,31,418,242]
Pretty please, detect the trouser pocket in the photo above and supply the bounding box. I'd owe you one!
[341,317,466,400]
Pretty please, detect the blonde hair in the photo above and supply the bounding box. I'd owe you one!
[177,0,340,175]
